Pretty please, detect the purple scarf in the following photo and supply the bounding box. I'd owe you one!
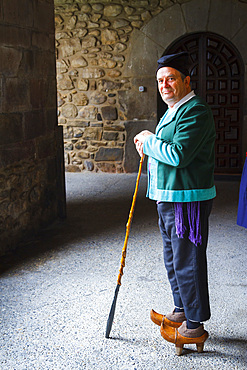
[174,202,202,246]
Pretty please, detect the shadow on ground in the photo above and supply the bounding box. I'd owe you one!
[0,177,241,275]
[0,186,156,275]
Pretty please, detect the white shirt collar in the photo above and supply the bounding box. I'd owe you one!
[169,91,196,111]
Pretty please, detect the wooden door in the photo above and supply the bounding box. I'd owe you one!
[158,32,244,174]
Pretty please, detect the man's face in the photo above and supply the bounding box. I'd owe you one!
[156,67,191,108]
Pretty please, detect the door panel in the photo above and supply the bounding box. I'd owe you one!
[158,32,244,174]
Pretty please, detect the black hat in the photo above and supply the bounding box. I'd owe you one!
[156,51,190,76]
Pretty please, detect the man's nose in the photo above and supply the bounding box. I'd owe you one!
[163,79,169,87]
[161,79,169,89]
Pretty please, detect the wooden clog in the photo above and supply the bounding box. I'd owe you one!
[160,319,208,356]
[150,309,185,328]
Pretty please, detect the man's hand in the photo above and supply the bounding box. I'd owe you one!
[134,130,153,144]
[134,130,153,157]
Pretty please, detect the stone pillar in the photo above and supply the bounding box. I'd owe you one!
[124,120,156,173]
[0,0,66,256]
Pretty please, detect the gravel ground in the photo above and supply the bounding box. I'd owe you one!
[0,172,246,369]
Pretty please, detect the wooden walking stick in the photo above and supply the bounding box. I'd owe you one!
[105,156,144,338]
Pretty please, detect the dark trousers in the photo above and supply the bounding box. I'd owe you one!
[157,200,213,323]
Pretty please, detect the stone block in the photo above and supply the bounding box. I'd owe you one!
[18,49,34,75]
[61,104,78,118]
[107,70,121,78]
[0,141,35,168]
[33,0,54,32]
[71,158,82,166]
[3,77,29,112]
[84,160,94,171]
[101,29,119,45]
[208,0,247,40]
[124,6,135,16]
[101,106,118,121]
[141,10,152,22]
[72,93,88,106]
[118,77,157,120]
[123,7,186,76]
[45,108,58,134]
[104,5,123,17]
[45,80,57,110]
[0,25,30,48]
[181,0,210,32]
[32,31,54,51]
[64,143,73,151]
[100,20,110,28]
[92,3,104,12]
[90,92,107,105]
[80,68,105,79]
[67,15,77,30]
[71,56,88,68]
[3,0,33,28]
[55,14,64,26]
[59,38,81,58]
[96,162,117,173]
[66,120,89,128]
[98,58,117,69]
[233,23,247,71]
[81,4,92,13]
[33,50,56,77]
[103,131,118,141]
[78,106,98,120]
[97,79,122,91]
[131,21,143,29]
[95,147,123,162]
[65,164,81,172]
[57,75,74,90]
[75,140,87,150]
[36,134,56,160]
[160,0,174,6]
[23,111,44,140]
[108,97,116,105]
[0,113,23,145]
[142,3,185,45]
[0,189,9,202]
[78,78,89,91]
[73,129,83,139]
[83,127,102,141]
[0,46,22,76]
[30,79,49,109]
[86,145,98,153]
[56,32,70,41]
[81,36,97,49]
[113,19,130,29]
[114,42,127,53]
[77,151,90,159]
[56,60,69,74]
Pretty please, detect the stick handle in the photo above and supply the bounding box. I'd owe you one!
[117,156,144,285]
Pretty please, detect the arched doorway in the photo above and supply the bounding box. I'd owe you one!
[158,32,244,174]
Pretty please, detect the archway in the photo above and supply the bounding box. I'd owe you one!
[158,32,244,175]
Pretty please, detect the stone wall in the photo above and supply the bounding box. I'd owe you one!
[55,0,172,173]
[0,0,66,256]
[55,0,247,173]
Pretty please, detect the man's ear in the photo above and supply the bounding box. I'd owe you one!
[185,76,191,87]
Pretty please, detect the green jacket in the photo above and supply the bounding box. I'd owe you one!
[143,96,216,202]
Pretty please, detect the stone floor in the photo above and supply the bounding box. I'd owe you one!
[0,172,246,369]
